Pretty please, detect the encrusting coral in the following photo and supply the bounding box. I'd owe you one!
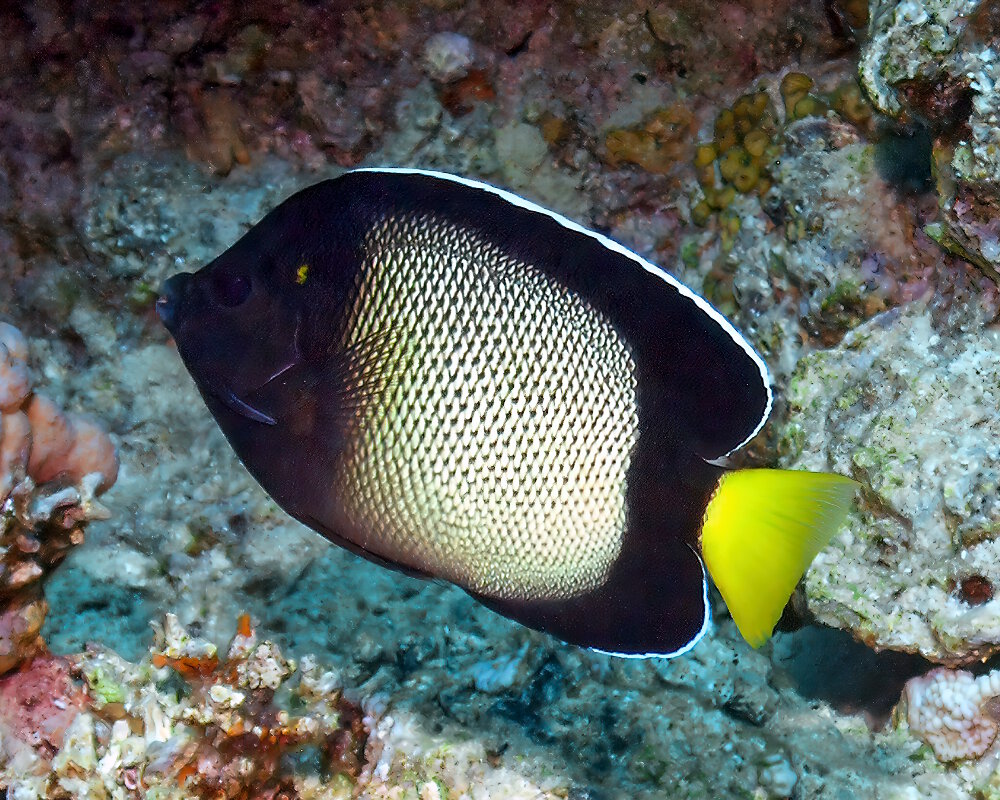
[604,103,697,176]
[901,667,1000,762]
[1,321,119,676]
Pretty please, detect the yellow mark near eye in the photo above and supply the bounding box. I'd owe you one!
[296,264,310,285]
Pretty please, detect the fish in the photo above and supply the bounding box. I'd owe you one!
[157,168,857,658]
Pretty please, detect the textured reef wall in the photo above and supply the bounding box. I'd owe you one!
[2,0,1000,798]
[861,0,1000,280]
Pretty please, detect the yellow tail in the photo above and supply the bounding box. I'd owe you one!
[700,469,857,648]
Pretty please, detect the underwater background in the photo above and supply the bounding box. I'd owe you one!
[1,0,1000,797]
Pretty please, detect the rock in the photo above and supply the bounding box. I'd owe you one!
[784,304,1000,663]
[757,751,798,798]
[859,0,982,118]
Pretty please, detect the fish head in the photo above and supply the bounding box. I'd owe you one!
[157,182,360,428]
[157,251,304,426]
[156,182,365,525]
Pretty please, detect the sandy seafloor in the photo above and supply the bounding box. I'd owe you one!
[3,1,1000,798]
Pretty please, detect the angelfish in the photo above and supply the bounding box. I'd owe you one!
[157,169,856,657]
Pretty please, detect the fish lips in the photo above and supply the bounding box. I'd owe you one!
[156,272,194,332]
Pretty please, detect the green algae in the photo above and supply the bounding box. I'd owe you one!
[83,666,126,706]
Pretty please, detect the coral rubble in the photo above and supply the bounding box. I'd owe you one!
[1,614,363,799]
[0,613,576,799]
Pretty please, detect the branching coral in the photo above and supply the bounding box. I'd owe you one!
[902,667,1000,762]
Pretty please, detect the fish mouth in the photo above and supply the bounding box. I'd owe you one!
[158,270,279,425]
[156,272,194,331]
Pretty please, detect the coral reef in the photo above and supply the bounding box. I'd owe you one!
[888,664,1000,799]
[859,0,982,118]
[674,109,966,390]
[1,322,118,676]
[689,88,780,226]
[0,613,365,799]
[1,323,118,496]
[0,0,998,797]
[604,103,697,177]
[0,613,577,799]
[0,653,90,795]
[684,68,878,230]
[860,0,1000,280]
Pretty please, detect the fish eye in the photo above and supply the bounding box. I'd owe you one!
[211,272,252,308]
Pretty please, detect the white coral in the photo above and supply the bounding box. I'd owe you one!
[235,640,294,691]
[903,667,1000,761]
[422,32,474,83]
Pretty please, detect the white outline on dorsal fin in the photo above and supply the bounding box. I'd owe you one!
[351,166,773,456]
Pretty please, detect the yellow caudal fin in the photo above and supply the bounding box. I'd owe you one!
[700,469,858,648]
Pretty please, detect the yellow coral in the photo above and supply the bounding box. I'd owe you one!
[691,88,780,224]
[604,104,696,174]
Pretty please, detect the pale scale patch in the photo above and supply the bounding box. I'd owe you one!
[334,212,639,601]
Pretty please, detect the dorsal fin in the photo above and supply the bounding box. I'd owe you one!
[346,168,772,459]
